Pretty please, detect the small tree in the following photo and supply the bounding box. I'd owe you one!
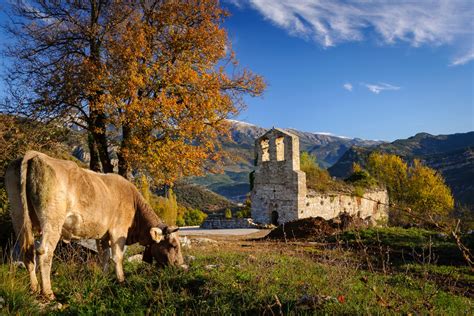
[367,152,454,226]
[224,208,232,219]
[367,152,408,202]
[405,159,454,222]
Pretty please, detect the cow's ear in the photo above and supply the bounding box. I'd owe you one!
[150,227,163,242]
[166,226,179,234]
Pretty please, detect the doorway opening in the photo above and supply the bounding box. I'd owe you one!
[271,211,279,226]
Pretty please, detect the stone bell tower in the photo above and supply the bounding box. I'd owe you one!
[250,128,307,225]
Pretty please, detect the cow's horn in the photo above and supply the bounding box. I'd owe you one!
[150,227,163,242]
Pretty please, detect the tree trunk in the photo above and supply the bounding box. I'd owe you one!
[92,111,114,173]
[118,122,132,180]
[87,0,113,173]
[88,132,102,172]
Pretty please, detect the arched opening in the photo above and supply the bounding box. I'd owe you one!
[271,211,279,226]
[260,138,270,162]
[276,137,285,161]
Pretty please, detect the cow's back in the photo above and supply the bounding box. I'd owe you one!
[23,151,136,240]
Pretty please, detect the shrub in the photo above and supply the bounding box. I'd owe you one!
[236,195,251,218]
[176,215,185,227]
[353,186,365,198]
[183,208,208,226]
[224,208,232,219]
[345,169,377,189]
[301,152,343,192]
[235,208,251,218]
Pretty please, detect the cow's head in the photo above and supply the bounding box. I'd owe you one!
[143,226,184,267]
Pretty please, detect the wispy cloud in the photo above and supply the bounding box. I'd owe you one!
[229,1,473,62]
[343,83,353,91]
[363,83,400,94]
[450,50,474,66]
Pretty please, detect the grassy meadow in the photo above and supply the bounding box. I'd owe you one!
[0,227,472,315]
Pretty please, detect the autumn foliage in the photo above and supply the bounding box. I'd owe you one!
[366,153,454,225]
[4,0,265,185]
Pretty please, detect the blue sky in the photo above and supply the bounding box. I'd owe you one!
[0,1,473,141]
[223,0,474,141]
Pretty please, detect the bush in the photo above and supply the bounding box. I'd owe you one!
[236,195,251,218]
[224,208,232,219]
[176,215,185,227]
[235,208,251,218]
[183,208,207,226]
[301,152,343,192]
[345,170,377,189]
[352,186,365,198]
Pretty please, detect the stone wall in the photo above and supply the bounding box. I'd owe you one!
[250,128,389,226]
[200,217,257,229]
[303,190,389,224]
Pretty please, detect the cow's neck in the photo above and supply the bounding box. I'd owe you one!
[126,189,165,246]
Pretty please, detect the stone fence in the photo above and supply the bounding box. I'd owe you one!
[200,217,258,229]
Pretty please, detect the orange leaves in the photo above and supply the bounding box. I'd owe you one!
[10,0,265,184]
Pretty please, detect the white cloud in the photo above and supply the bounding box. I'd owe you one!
[450,50,474,66]
[343,83,353,91]
[363,83,400,94]
[314,132,350,139]
[229,1,474,52]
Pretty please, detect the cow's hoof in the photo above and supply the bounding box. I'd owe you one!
[42,292,56,301]
[30,283,40,293]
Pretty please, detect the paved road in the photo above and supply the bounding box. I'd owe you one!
[178,227,262,236]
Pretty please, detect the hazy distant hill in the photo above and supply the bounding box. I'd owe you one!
[329,132,474,208]
[191,120,384,201]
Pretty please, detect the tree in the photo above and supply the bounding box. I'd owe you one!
[367,153,454,225]
[367,152,408,203]
[3,0,127,172]
[405,159,454,221]
[3,0,265,185]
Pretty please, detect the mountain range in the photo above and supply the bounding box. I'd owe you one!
[192,121,474,210]
[191,120,384,201]
[329,131,474,208]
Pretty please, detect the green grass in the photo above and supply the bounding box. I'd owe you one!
[328,227,472,266]
[0,239,472,315]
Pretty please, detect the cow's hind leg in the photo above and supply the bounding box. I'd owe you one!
[110,235,126,282]
[24,243,40,293]
[37,224,61,300]
[96,237,111,272]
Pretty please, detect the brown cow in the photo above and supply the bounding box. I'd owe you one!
[5,151,183,300]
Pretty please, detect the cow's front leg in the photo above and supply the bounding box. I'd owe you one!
[96,237,110,272]
[110,236,126,282]
[37,225,61,300]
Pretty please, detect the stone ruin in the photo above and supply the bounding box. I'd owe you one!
[250,128,389,226]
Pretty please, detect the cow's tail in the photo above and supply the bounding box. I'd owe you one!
[19,153,35,255]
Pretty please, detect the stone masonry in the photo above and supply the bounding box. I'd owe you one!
[251,128,307,224]
[251,128,388,225]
